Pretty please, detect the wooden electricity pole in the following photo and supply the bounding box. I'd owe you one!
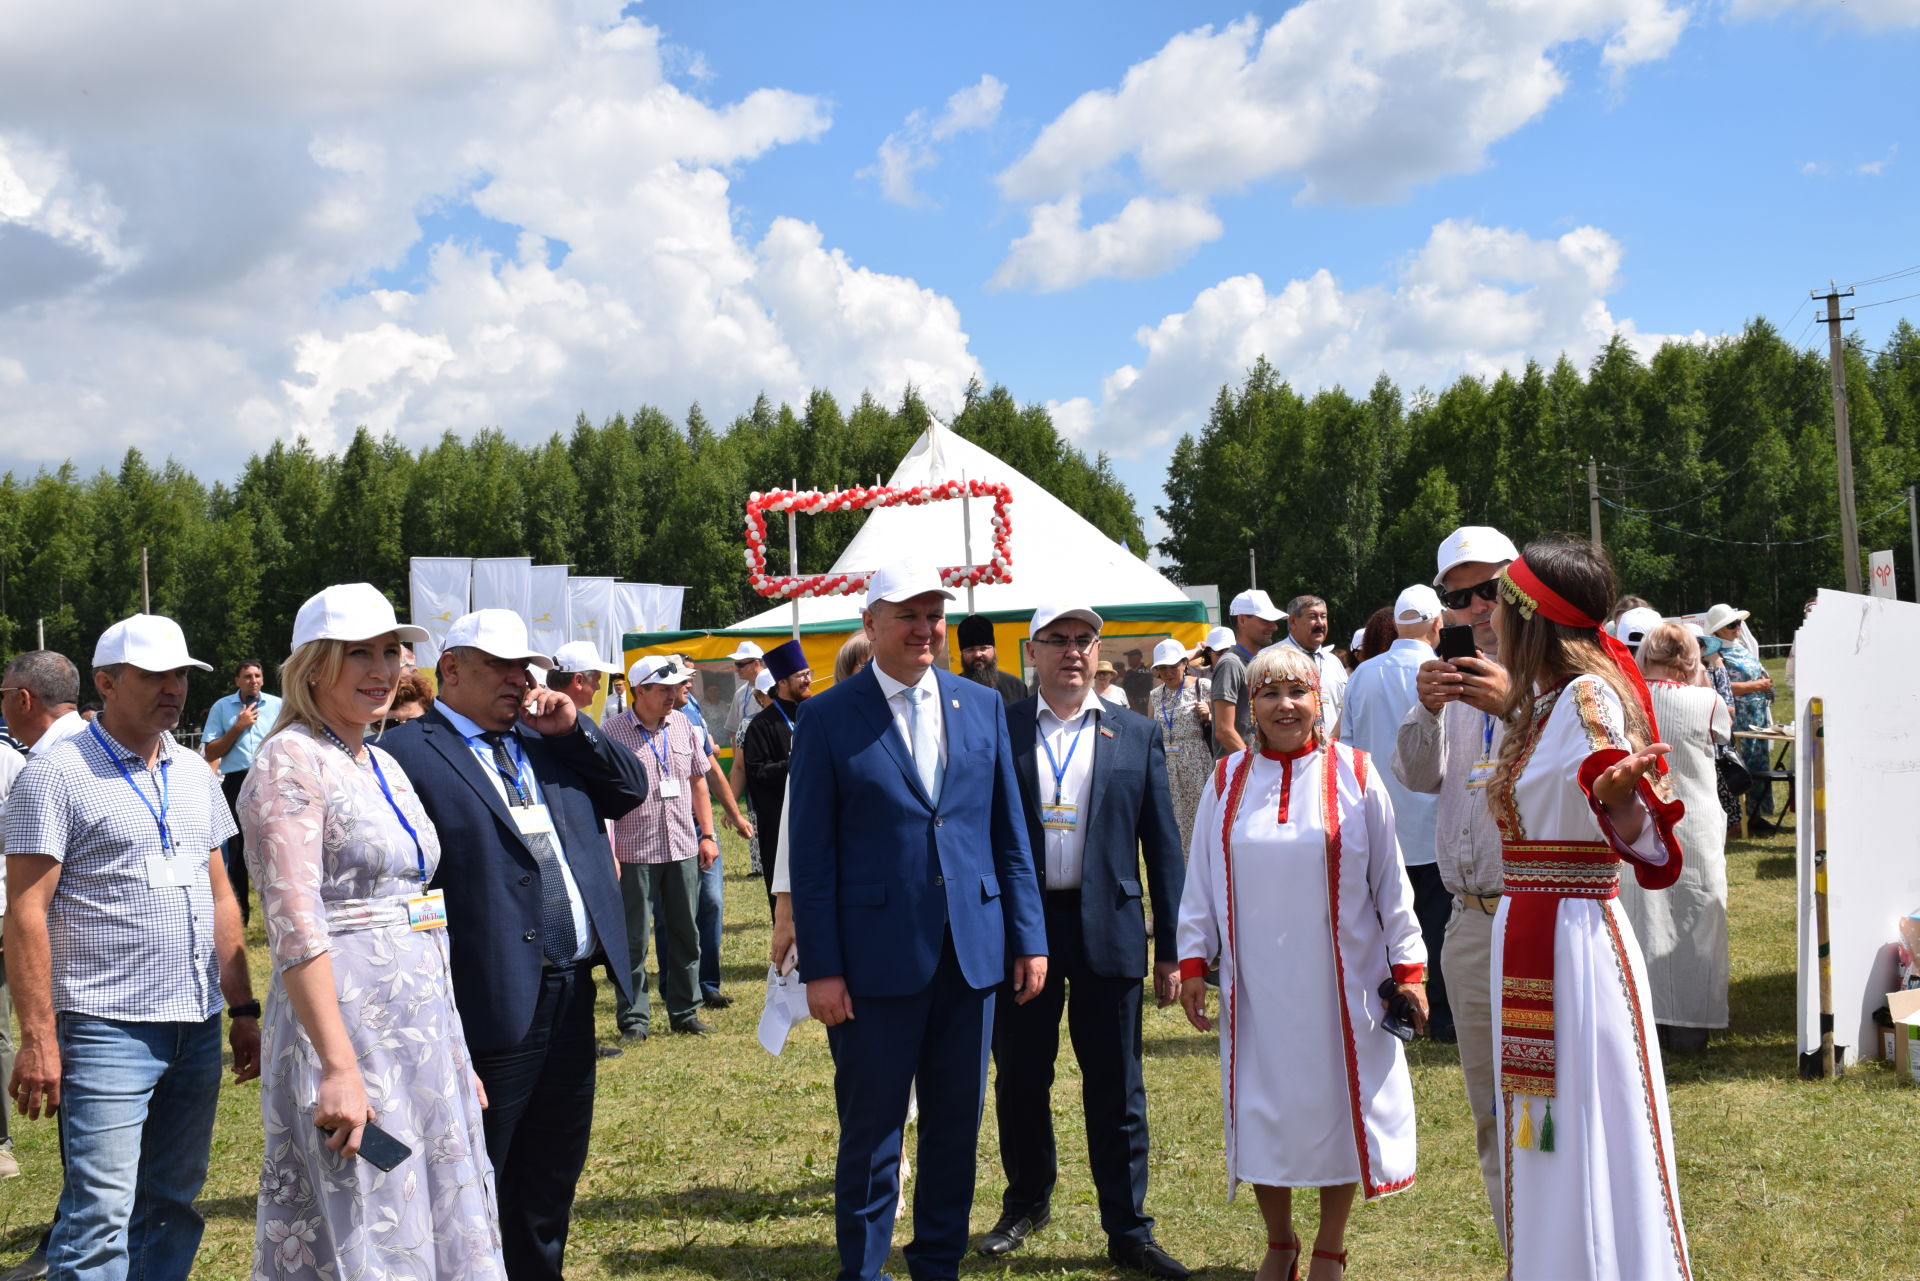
[1587,457,1602,548]
[1814,284,1863,593]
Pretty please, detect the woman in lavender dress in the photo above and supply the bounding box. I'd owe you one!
[239,584,504,1280]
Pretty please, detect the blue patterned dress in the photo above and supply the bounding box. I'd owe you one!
[1719,643,1773,818]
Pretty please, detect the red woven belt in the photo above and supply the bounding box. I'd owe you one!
[1499,840,1620,1099]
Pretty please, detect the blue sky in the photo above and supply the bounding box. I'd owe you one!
[1,0,1915,539]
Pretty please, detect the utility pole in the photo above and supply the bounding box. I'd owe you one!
[1247,547,1257,590]
[1587,457,1602,548]
[1815,283,1863,593]
[140,546,151,613]
[1909,485,1919,604]
[36,617,44,649]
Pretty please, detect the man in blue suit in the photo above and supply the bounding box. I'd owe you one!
[982,603,1190,1277]
[789,561,1049,1281]
[379,610,647,1281]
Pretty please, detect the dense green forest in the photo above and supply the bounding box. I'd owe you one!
[0,382,1138,718]
[1157,319,1920,643]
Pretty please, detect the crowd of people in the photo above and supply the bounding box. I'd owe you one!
[0,522,1790,1281]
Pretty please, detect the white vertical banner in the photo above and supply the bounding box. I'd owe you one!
[1869,549,1896,599]
[528,565,572,659]
[636,583,665,631]
[568,577,618,664]
[471,557,534,619]
[654,586,686,633]
[409,557,471,671]
[614,583,652,644]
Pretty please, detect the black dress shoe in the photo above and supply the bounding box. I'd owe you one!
[670,1017,712,1035]
[595,1042,624,1059]
[621,1028,648,1043]
[1109,1237,1192,1280]
[703,990,734,1009]
[977,1208,1049,1257]
[0,1244,50,1281]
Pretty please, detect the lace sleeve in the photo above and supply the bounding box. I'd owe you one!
[237,731,334,971]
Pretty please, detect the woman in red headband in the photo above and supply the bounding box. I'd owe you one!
[1487,538,1692,1281]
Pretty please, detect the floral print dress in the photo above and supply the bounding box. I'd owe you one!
[1720,642,1774,818]
[239,726,504,1280]
[1148,675,1212,854]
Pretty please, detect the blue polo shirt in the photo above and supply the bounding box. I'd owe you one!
[202,691,283,775]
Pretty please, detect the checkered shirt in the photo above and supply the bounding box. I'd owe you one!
[4,724,237,1022]
[605,708,701,864]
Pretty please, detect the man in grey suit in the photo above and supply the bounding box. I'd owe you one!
[982,603,1190,1278]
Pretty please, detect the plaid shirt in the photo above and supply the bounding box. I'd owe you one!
[605,708,701,864]
[4,724,237,1022]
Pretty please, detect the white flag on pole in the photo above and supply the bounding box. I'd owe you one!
[409,557,471,671]
[529,566,572,658]
[614,583,652,644]
[654,586,687,633]
[568,577,618,664]
[471,557,534,619]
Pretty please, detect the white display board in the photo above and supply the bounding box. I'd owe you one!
[1794,589,1920,1061]
[1868,549,1896,600]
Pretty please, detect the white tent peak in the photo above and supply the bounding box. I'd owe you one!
[735,419,1187,627]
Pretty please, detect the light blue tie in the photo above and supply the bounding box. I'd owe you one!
[906,685,944,806]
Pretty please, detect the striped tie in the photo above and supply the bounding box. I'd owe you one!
[481,731,578,965]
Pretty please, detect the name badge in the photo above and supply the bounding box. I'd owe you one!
[511,803,557,837]
[1165,743,1183,755]
[1466,758,1497,789]
[407,888,449,931]
[1041,802,1078,830]
[145,854,199,889]
[658,778,684,799]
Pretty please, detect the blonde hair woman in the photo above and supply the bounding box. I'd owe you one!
[1176,645,1426,1281]
[239,584,504,1278]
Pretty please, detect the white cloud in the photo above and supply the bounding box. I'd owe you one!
[1857,144,1898,175]
[1072,219,1698,458]
[1729,0,1920,28]
[0,5,985,471]
[862,73,1005,207]
[989,195,1223,293]
[990,0,1687,289]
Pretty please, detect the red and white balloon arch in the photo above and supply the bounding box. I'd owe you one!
[744,480,1014,599]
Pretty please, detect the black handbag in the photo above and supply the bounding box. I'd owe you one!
[1715,743,1751,795]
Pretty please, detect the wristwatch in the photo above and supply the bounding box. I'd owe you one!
[698,833,717,844]
[228,1000,262,1020]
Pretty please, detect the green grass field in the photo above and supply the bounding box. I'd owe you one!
[5,662,1909,1279]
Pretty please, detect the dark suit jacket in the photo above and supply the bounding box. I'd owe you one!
[1007,695,1184,978]
[740,699,796,867]
[380,705,648,1053]
[788,664,1048,996]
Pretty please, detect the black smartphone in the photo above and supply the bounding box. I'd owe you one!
[1377,978,1416,1042]
[318,1120,413,1172]
[1436,624,1476,662]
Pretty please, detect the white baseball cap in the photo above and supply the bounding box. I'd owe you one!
[551,640,622,675]
[292,583,429,651]
[1434,526,1521,586]
[1350,627,1368,652]
[1228,589,1285,621]
[1203,625,1235,651]
[1616,607,1664,649]
[728,641,765,663]
[865,561,956,610]
[1150,638,1187,668]
[93,614,212,672]
[1393,584,1444,625]
[629,655,694,687]
[752,669,775,694]
[442,609,554,670]
[1030,603,1104,636]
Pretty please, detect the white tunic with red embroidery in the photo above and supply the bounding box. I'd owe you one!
[1175,742,1425,1200]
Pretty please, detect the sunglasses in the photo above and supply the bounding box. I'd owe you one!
[1438,579,1501,612]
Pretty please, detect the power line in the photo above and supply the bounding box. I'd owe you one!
[1598,493,1907,547]
[1850,263,1920,289]
[1854,289,1920,311]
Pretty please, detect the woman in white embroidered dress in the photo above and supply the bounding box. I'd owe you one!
[1176,646,1427,1281]
[1488,541,1691,1281]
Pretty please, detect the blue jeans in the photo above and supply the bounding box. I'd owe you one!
[697,847,724,998]
[51,1013,222,1281]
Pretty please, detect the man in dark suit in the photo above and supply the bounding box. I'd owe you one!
[379,610,647,1281]
[789,562,1048,1281]
[982,602,1190,1278]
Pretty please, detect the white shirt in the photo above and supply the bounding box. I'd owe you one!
[871,663,947,774]
[434,699,597,964]
[1277,633,1349,727]
[1033,689,1103,890]
[0,739,23,916]
[1343,637,1439,866]
[30,710,89,758]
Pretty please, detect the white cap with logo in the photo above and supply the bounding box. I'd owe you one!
[551,640,623,675]
[728,641,765,663]
[1616,606,1664,649]
[865,561,957,610]
[1150,638,1188,668]
[1029,603,1104,636]
[93,614,212,673]
[292,583,429,651]
[1434,526,1521,586]
[1393,584,1444,625]
[1228,589,1285,622]
[629,655,695,687]
[442,610,554,670]
[1203,625,1236,651]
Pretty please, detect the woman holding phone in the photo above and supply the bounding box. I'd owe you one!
[239,584,504,1279]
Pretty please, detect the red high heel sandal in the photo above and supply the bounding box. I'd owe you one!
[1310,1247,1348,1279]
[1266,1237,1301,1281]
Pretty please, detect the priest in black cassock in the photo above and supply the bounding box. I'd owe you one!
[739,637,810,912]
[957,613,1029,707]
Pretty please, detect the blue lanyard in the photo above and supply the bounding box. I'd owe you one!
[1038,713,1089,804]
[1480,713,1495,761]
[1232,643,1254,662]
[470,731,534,806]
[771,700,795,733]
[89,722,171,851]
[323,726,428,885]
[1159,678,1186,735]
[635,718,674,773]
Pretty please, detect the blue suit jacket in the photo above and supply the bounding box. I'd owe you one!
[1006,696,1185,978]
[788,665,1047,996]
[379,706,648,1053]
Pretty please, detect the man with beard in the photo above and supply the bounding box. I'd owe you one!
[739,639,811,913]
[1277,594,1347,733]
[957,614,1028,707]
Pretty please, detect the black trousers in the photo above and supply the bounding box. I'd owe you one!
[1407,862,1454,1037]
[220,770,250,925]
[468,961,599,1281]
[990,892,1153,1245]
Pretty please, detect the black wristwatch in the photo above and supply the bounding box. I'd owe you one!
[228,1000,262,1020]
[698,833,716,844]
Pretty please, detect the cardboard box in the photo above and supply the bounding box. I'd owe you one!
[1888,990,1920,1084]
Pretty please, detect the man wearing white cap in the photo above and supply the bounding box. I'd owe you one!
[788,561,1047,1281]
[4,615,260,1280]
[547,640,624,714]
[728,641,766,734]
[1391,525,1520,1243]
[1209,589,1285,759]
[378,609,648,1281]
[1344,585,1452,1040]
